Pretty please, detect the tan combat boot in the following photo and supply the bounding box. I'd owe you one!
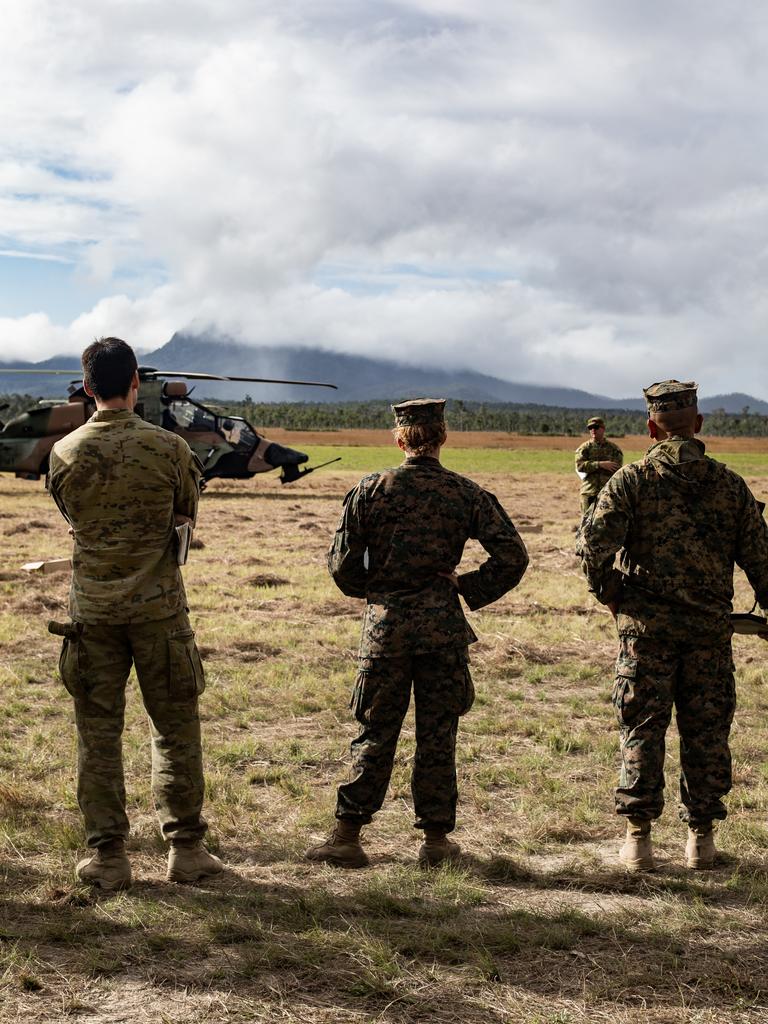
[167,840,224,883]
[305,820,369,868]
[418,829,461,867]
[686,824,716,870]
[76,838,132,891]
[619,818,655,872]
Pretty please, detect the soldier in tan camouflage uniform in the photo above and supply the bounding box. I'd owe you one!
[574,416,623,514]
[307,398,529,868]
[47,337,223,890]
[578,380,768,871]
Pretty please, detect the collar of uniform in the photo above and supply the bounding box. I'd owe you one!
[403,455,441,466]
[89,409,136,422]
[647,436,706,460]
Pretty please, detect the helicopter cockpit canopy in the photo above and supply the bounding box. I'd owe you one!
[163,400,257,454]
[218,416,257,452]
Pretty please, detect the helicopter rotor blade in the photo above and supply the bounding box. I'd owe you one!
[0,368,82,375]
[1,367,337,389]
[144,371,337,389]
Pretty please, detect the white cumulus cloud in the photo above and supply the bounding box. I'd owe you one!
[0,0,767,398]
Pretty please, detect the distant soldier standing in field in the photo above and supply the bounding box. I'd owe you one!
[307,398,529,868]
[47,337,223,890]
[574,416,623,514]
[578,380,768,871]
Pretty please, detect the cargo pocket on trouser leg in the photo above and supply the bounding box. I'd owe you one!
[438,648,475,717]
[167,629,206,698]
[350,659,376,725]
[458,663,475,717]
[612,636,639,729]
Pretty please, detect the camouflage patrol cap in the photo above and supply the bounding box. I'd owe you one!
[586,416,605,429]
[392,398,447,427]
[643,380,698,413]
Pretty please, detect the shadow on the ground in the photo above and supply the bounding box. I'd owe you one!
[3,851,767,1019]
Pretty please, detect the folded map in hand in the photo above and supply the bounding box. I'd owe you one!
[175,522,192,566]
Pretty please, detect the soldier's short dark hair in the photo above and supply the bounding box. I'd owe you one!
[81,337,138,400]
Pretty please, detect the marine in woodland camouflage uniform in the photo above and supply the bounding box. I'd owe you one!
[47,337,221,887]
[574,416,623,514]
[307,398,529,867]
[577,380,768,868]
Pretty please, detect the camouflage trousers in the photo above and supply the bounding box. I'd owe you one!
[336,647,475,832]
[56,609,208,848]
[613,634,736,826]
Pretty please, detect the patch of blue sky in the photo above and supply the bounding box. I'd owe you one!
[116,258,168,285]
[11,191,114,212]
[387,263,512,283]
[313,262,515,294]
[0,250,164,322]
[40,163,110,183]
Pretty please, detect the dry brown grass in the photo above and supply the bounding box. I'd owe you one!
[1,458,768,1023]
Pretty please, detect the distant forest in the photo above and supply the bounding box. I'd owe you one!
[4,393,768,437]
[212,398,768,437]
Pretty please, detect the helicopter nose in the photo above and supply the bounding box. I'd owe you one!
[262,441,309,468]
[245,436,311,475]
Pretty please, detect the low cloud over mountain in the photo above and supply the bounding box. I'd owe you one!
[3,331,767,414]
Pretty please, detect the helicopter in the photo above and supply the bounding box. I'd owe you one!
[0,366,340,485]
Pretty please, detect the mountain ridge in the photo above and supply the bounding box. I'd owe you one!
[1,332,766,414]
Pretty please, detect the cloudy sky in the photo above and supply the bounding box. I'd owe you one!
[1,1,767,397]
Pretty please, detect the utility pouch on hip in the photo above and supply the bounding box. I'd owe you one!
[48,619,83,641]
[50,621,85,698]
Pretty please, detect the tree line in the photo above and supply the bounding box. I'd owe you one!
[216,397,768,438]
[3,392,768,437]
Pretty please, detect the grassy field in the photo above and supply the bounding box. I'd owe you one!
[300,444,768,478]
[1,446,768,1023]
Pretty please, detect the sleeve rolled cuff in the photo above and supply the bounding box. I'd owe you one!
[458,570,506,611]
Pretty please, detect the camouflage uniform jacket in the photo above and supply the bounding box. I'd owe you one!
[47,409,202,625]
[574,438,623,498]
[578,437,768,643]
[328,455,529,656]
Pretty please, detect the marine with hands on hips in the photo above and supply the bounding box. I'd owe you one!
[306,397,529,868]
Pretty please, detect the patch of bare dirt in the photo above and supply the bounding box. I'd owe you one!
[312,600,359,618]
[200,640,282,662]
[15,596,66,613]
[4,523,29,535]
[247,574,290,588]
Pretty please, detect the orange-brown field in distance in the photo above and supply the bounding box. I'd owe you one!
[263,428,768,453]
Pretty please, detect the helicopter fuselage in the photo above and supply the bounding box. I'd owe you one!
[0,379,310,483]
